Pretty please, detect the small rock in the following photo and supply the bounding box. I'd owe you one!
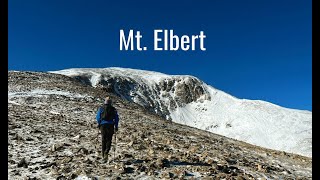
[166,139,170,145]
[226,158,237,165]
[25,177,37,180]
[80,148,89,155]
[14,170,20,176]
[122,167,134,174]
[169,172,176,178]
[257,164,262,171]
[124,153,133,158]
[51,144,56,152]
[69,173,77,179]
[51,143,64,152]
[13,134,23,141]
[56,175,66,180]
[61,157,73,164]
[17,158,28,168]
[83,157,93,164]
[137,165,147,172]
[128,141,134,147]
[25,137,34,141]
[32,129,43,134]
[147,149,155,156]
[183,170,193,176]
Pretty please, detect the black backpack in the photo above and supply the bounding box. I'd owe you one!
[100,104,116,121]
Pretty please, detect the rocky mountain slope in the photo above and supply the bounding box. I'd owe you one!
[50,68,312,157]
[8,71,311,179]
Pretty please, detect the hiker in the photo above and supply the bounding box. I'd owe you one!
[96,96,119,162]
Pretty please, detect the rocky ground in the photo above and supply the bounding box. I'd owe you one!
[8,71,312,179]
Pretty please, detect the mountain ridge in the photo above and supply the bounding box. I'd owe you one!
[49,67,312,157]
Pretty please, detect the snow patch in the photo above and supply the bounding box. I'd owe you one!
[8,100,21,105]
[49,111,60,115]
[75,175,92,180]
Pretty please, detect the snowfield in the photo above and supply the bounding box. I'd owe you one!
[51,67,312,157]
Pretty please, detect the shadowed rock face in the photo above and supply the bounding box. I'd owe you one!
[74,73,211,120]
[8,71,311,179]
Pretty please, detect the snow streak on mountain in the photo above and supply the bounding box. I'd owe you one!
[51,68,312,157]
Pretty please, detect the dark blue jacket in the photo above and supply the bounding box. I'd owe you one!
[96,105,119,129]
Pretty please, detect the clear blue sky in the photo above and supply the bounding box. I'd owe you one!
[8,0,312,111]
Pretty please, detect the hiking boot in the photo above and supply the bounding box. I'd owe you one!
[98,155,109,163]
[103,151,109,159]
[99,158,108,164]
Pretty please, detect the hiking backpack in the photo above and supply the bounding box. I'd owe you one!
[100,104,116,121]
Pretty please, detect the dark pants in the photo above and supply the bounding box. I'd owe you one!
[100,123,114,157]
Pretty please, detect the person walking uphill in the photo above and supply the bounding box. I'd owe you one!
[96,96,119,163]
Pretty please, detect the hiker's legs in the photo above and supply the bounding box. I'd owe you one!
[100,125,108,157]
[105,124,114,156]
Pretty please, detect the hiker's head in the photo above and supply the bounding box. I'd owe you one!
[104,96,112,105]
